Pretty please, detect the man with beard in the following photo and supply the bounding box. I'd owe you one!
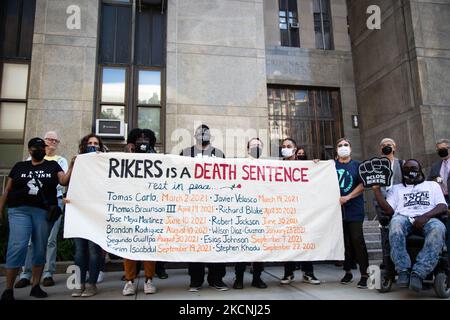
[372,159,447,292]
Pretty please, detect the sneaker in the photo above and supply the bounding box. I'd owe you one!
[396,271,410,288]
[210,280,229,291]
[280,274,294,284]
[1,289,15,301]
[409,272,423,292]
[188,286,201,292]
[144,278,157,294]
[71,284,86,297]
[97,271,104,284]
[81,283,97,297]
[340,273,353,284]
[233,277,244,289]
[42,277,55,287]
[357,277,368,289]
[303,273,321,285]
[14,278,31,289]
[122,281,136,296]
[29,285,48,298]
[251,277,268,289]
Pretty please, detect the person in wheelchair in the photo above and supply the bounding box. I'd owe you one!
[372,159,448,292]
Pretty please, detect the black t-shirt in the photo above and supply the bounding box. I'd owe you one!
[7,160,63,209]
[180,145,225,158]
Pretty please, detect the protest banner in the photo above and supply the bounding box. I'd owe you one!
[64,153,344,262]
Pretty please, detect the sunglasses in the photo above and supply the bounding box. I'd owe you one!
[337,143,349,148]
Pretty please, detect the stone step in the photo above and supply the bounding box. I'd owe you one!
[364,233,381,242]
[363,220,380,227]
[365,240,382,250]
[368,249,383,261]
[363,226,380,234]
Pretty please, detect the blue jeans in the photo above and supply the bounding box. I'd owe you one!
[389,214,446,279]
[74,238,102,285]
[444,195,449,251]
[5,206,52,268]
[20,198,63,280]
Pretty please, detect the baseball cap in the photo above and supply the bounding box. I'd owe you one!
[28,137,47,149]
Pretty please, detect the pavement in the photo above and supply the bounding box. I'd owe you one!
[0,264,444,300]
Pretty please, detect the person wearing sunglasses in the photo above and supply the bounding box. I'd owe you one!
[334,138,369,289]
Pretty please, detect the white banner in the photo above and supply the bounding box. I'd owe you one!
[64,153,344,262]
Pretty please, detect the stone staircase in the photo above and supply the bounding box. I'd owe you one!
[364,219,383,265]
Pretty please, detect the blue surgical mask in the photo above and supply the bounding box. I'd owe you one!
[86,146,98,153]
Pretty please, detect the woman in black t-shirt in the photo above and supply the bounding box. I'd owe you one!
[0,137,74,301]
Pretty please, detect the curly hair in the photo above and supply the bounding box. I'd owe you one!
[79,133,106,154]
[127,128,156,148]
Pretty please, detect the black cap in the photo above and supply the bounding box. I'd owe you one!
[28,137,47,149]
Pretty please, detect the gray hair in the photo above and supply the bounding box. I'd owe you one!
[379,138,396,146]
[436,139,449,146]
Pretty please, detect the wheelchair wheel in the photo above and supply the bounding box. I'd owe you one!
[377,270,393,293]
[433,273,450,299]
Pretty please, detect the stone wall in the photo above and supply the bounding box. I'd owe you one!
[25,0,98,159]
[165,0,269,158]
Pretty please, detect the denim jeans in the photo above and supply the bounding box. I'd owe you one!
[20,198,63,280]
[74,238,102,285]
[389,214,446,279]
[5,206,52,268]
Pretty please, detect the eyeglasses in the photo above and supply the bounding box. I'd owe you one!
[337,143,349,148]
[45,138,60,143]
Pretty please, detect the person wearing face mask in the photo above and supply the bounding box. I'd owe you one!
[428,138,450,254]
[0,137,74,300]
[15,131,69,289]
[180,125,228,292]
[373,138,405,270]
[232,138,267,290]
[278,138,321,286]
[372,160,447,292]
[121,128,158,296]
[180,124,225,158]
[68,134,107,298]
[334,138,369,289]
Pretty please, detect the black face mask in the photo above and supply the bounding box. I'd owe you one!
[31,149,46,161]
[438,148,449,158]
[249,147,262,159]
[297,155,307,160]
[402,168,424,185]
[135,142,150,153]
[381,146,393,155]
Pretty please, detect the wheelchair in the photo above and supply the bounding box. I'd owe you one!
[376,211,450,298]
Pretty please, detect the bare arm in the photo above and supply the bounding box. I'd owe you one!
[57,156,76,186]
[0,178,12,224]
[414,203,448,230]
[372,185,394,215]
[340,183,364,205]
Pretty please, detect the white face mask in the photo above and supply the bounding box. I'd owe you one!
[337,146,351,158]
[281,148,295,158]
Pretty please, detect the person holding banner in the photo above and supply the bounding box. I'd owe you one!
[278,138,321,285]
[70,134,107,298]
[233,138,267,289]
[334,138,369,289]
[121,128,157,296]
[0,137,74,301]
[180,124,228,292]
